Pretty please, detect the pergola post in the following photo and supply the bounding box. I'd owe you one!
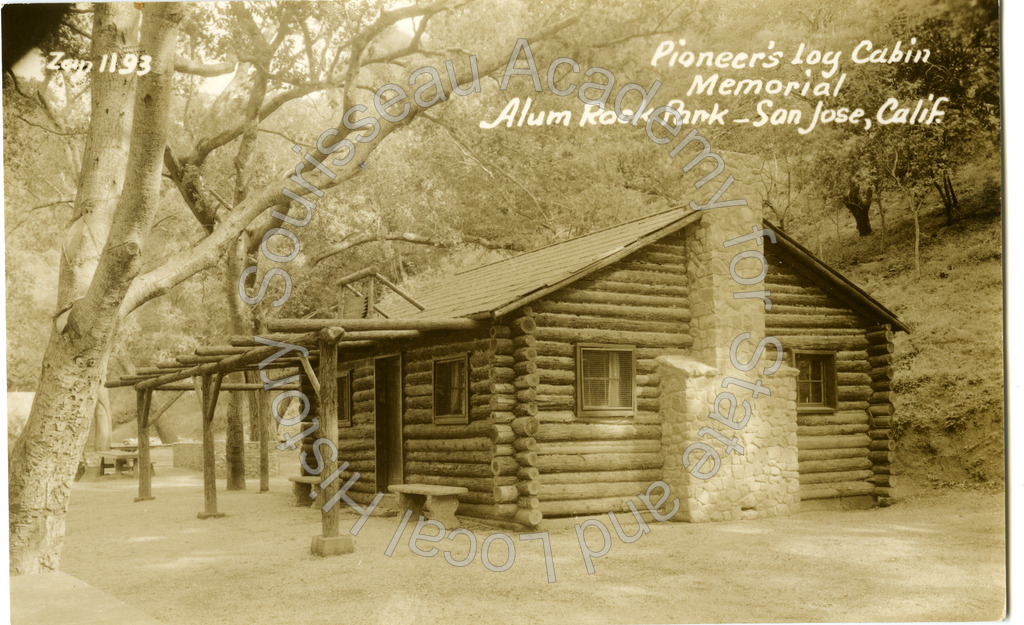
[195,373,226,519]
[134,389,155,502]
[311,328,353,556]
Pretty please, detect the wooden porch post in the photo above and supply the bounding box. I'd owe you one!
[196,373,226,519]
[259,397,270,492]
[134,388,155,502]
[311,328,353,555]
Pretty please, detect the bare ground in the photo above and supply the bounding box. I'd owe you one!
[56,449,1006,625]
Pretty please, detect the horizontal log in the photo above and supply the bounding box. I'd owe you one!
[266,317,482,333]
[517,467,540,481]
[493,485,519,503]
[513,361,537,376]
[797,423,870,437]
[516,508,543,526]
[405,474,515,491]
[836,401,870,411]
[490,367,515,382]
[458,503,519,520]
[540,469,663,485]
[799,457,872,474]
[765,292,835,307]
[534,327,690,349]
[518,480,541,496]
[837,372,872,386]
[403,422,501,441]
[532,300,690,323]
[512,417,539,437]
[537,440,661,455]
[867,354,893,368]
[865,328,894,343]
[869,404,894,417]
[635,250,685,265]
[405,461,492,478]
[403,408,433,424]
[869,367,895,381]
[513,335,538,350]
[798,480,876,500]
[867,451,893,465]
[837,387,872,402]
[515,451,539,467]
[569,278,687,299]
[539,496,638,517]
[798,434,872,450]
[767,314,865,329]
[868,439,896,452]
[510,316,537,336]
[836,360,871,374]
[489,323,512,338]
[617,260,686,275]
[869,417,892,429]
[868,474,895,487]
[536,423,662,441]
[772,337,870,351]
[866,343,894,356]
[868,428,891,440]
[405,438,492,452]
[798,447,869,462]
[535,312,686,336]
[798,411,869,427]
[537,453,663,473]
[799,469,874,485]
[869,391,891,404]
[491,456,519,476]
[517,496,541,510]
[406,450,493,464]
[538,481,656,502]
[513,347,537,362]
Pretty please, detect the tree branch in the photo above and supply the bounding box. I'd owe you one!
[314,231,522,265]
[175,54,237,77]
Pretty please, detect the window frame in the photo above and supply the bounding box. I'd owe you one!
[431,353,470,425]
[575,343,637,418]
[792,350,837,413]
[336,369,353,427]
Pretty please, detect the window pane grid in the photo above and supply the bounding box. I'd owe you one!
[433,357,467,422]
[580,348,633,412]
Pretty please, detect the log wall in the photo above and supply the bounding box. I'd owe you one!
[529,230,692,516]
[764,249,880,502]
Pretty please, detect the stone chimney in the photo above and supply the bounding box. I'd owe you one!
[658,150,800,522]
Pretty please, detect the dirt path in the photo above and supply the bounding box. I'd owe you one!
[57,450,1005,624]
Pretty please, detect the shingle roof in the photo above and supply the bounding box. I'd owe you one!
[387,206,702,319]
[384,208,907,333]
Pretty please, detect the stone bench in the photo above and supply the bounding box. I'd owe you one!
[388,484,468,528]
[98,450,154,477]
[288,475,320,506]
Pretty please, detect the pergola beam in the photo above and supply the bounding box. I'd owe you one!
[134,328,342,390]
[265,317,480,333]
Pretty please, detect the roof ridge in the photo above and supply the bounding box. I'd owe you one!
[452,203,689,277]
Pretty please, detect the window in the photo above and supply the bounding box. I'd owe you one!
[433,355,468,424]
[337,371,352,427]
[576,344,636,417]
[794,352,836,410]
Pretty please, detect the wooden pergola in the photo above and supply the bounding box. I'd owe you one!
[105,314,482,543]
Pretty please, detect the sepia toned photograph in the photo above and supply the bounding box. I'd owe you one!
[2,0,1006,623]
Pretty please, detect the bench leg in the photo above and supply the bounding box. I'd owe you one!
[424,495,460,529]
[397,493,426,520]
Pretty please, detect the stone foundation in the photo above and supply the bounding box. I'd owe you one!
[173,441,279,478]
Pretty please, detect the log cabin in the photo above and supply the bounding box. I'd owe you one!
[278,171,905,528]
[111,156,906,533]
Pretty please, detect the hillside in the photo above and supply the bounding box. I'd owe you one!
[804,184,1004,490]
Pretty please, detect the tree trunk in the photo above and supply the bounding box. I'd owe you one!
[843,181,874,236]
[92,387,112,451]
[9,3,183,575]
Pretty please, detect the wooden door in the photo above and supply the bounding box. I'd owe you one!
[373,356,403,491]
